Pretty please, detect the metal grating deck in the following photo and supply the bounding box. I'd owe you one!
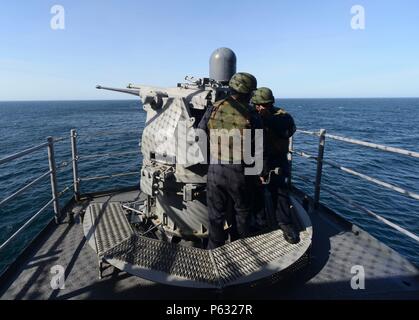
[83,201,312,289]
[83,202,134,257]
[212,230,310,287]
[105,236,219,287]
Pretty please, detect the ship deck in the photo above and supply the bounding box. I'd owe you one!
[0,189,418,300]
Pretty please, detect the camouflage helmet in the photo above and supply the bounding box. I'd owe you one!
[251,87,275,105]
[229,72,257,94]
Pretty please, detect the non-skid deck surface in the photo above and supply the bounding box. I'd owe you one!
[1,190,418,299]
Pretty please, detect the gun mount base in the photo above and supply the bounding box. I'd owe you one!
[83,194,312,289]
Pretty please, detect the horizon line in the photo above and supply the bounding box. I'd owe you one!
[1,96,419,102]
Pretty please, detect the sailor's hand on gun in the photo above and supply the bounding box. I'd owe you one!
[260,167,282,185]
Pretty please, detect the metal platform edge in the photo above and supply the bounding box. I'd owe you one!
[82,196,313,289]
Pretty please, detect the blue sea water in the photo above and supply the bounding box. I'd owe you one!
[0,98,418,275]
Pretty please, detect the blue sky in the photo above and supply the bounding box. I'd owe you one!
[0,0,418,100]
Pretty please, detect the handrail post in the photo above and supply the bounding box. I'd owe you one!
[47,137,61,224]
[71,129,81,202]
[314,129,326,209]
[288,136,293,188]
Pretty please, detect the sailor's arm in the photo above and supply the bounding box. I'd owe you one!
[248,110,269,181]
[269,111,296,139]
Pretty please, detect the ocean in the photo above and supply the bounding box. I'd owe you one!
[0,98,418,275]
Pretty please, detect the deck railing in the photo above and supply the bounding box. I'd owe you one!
[0,128,418,253]
[0,137,71,250]
[291,129,419,242]
[0,129,140,252]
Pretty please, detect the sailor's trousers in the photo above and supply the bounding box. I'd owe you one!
[206,164,254,249]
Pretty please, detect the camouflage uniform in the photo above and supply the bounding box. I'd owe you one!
[261,107,296,182]
[261,106,296,226]
[199,73,260,249]
[252,88,297,229]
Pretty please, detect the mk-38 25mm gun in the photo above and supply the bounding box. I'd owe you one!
[96,48,240,243]
[95,48,313,288]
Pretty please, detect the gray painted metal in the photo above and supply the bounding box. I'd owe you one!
[47,137,60,224]
[297,129,419,159]
[71,129,81,202]
[2,190,418,300]
[296,129,319,137]
[293,171,419,243]
[95,50,236,237]
[314,129,326,208]
[82,199,312,289]
[0,142,48,165]
[209,47,237,83]
[291,149,316,160]
[79,151,138,160]
[58,184,73,198]
[326,133,419,159]
[321,185,419,242]
[83,202,134,257]
[80,172,138,182]
[0,198,54,251]
[292,148,419,202]
[323,158,419,201]
[288,136,294,188]
[0,170,51,207]
[95,85,140,96]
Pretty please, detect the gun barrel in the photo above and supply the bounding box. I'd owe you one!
[96,85,140,96]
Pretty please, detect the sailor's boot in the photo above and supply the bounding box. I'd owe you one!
[280,224,300,244]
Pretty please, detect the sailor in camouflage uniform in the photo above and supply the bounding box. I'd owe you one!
[198,72,261,249]
[252,87,300,244]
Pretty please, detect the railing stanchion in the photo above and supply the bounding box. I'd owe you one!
[288,136,293,188]
[314,129,326,208]
[47,137,61,224]
[71,129,81,202]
